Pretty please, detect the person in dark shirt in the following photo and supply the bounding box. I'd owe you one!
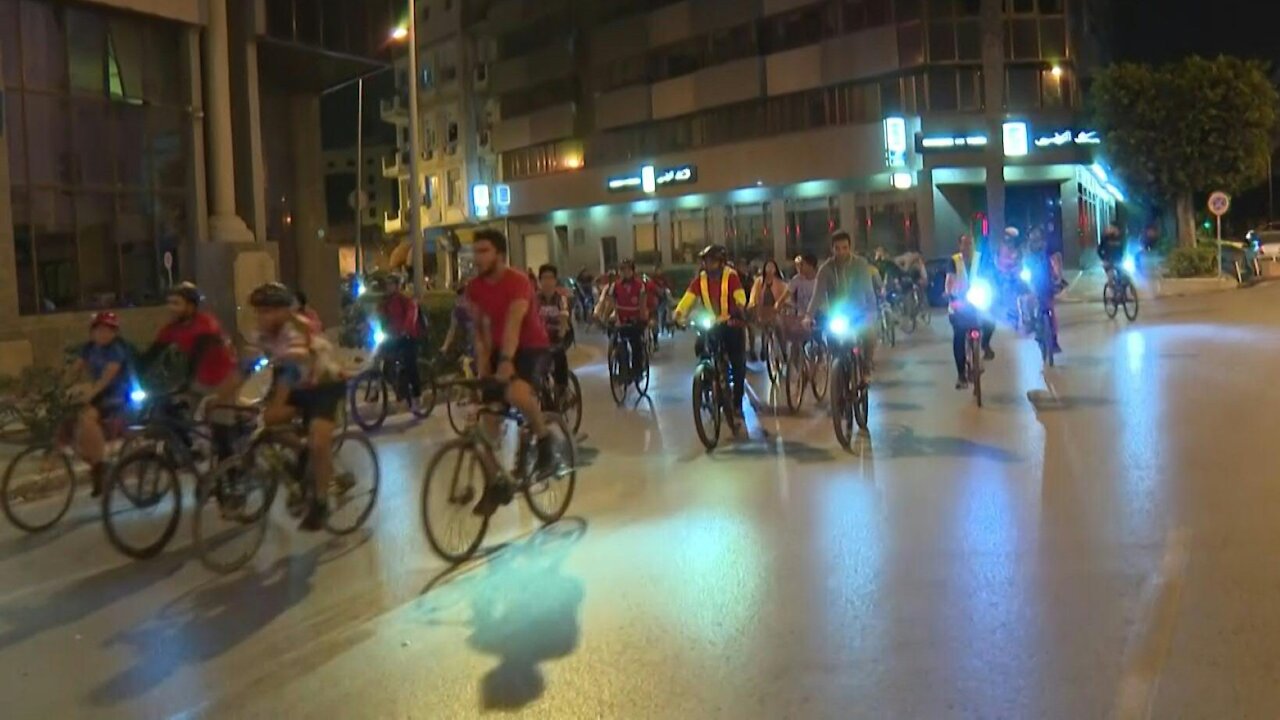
[537,264,572,395]
[379,273,424,411]
[72,312,132,495]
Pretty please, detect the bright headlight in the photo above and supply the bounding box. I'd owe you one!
[1019,267,1032,284]
[827,315,851,337]
[129,388,147,404]
[966,279,994,311]
[1121,255,1137,275]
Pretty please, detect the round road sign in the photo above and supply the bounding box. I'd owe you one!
[1207,191,1231,217]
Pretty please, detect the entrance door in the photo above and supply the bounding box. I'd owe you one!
[523,232,550,274]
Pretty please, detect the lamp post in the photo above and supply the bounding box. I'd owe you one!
[392,2,425,296]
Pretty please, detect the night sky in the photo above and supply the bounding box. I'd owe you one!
[1113,0,1279,64]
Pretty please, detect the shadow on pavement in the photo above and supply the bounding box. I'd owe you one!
[0,508,100,564]
[876,425,1021,463]
[873,379,939,390]
[87,544,324,706]
[875,401,925,412]
[0,543,195,653]
[712,438,837,465]
[416,518,587,713]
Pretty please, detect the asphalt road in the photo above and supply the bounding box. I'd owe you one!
[3,284,1280,719]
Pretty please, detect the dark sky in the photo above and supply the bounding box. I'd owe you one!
[1113,0,1279,64]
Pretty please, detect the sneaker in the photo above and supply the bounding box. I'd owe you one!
[472,481,513,517]
[955,377,969,390]
[534,435,566,480]
[299,499,329,532]
[1052,341,1063,354]
[983,348,996,361]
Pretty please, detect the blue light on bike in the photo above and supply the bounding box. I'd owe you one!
[827,314,852,338]
[129,388,147,404]
[1019,266,1032,284]
[371,322,387,348]
[1121,255,1137,275]
[966,278,994,312]
[355,278,367,297]
[253,357,269,373]
[697,315,714,330]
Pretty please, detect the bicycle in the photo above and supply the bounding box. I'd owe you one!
[420,378,576,563]
[539,344,583,437]
[191,410,380,574]
[762,322,786,386]
[347,340,438,432]
[444,355,479,436]
[1103,262,1140,321]
[783,328,830,413]
[897,280,926,335]
[1030,299,1058,368]
[826,316,871,450]
[606,321,650,405]
[689,318,742,451]
[877,298,897,349]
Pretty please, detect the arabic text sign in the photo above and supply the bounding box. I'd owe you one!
[607,164,697,193]
[1033,130,1100,147]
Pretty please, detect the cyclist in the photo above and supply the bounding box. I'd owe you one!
[1022,232,1063,354]
[674,244,750,424]
[138,281,239,462]
[537,264,572,398]
[248,282,347,531]
[598,259,649,379]
[871,247,908,303]
[441,285,473,360]
[379,273,424,412]
[805,230,879,379]
[945,233,996,390]
[295,290,323,333]
[465,228,563,514]
[71,312,133,496]
[748,259,788,366]
[1098,224,1127,276]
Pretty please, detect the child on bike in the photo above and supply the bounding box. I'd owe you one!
[71,312,133,495]
[537,265,572,398]
[248,282,348,531]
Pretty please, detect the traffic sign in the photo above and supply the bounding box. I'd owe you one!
[1207,191,1231,217]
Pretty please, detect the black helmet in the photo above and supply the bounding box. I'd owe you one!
[167,281,202,306]
[249,282,295,308]
[698,244,728,262]
[619,258,636,270]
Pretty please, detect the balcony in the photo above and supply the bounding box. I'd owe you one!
[383,210,405,235]
[380,94,409,123]
[493,102,576,152]
[382,151,407,178]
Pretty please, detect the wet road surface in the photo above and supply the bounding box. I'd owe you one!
[3,285,1280,719]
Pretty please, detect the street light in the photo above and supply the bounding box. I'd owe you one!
[1050,64,1063,79]
[389,6,425,296]
[390,26,408,41]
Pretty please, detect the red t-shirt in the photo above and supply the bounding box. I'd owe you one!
[466,268,550,351]
[156,311,235,387]
[382,292,420,339]
[642,276,660,311]
[612,277,648,323]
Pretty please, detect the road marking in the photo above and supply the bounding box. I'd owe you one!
[1113,526,1191,720]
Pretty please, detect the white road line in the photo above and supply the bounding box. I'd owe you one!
[1113,526,1191,720]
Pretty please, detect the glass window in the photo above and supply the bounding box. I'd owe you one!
[880,76,903,113]
[1008,19,1038,60]
[145,23,184,104]
[866,0,891,26]
[928,68,958,111]
[10,189,37,314]
[114,103,147,187]
[1006,65,1038,109]
[958,67,983,110]
[1007,0,1034,12]
[842,0,867,31]
[958,0,980,17]
[895,0,922,23]
[926,0,956,17]
[956,19,980,60]
[897,22,924,66]
[708,23,755,66]
[149,106,188,190]
[31,188,79,312]
[1041,67,1066,108]
[20,0,68,90]
[672,211,705,265]
[72,99,112,185]
[66,8,108,95]
[1,0,21,88]
[634,220,659,265]
[76,192,120,307]
[446,168,461,207]
[107,16,147,103]
[25,94,70,185]
[1040,18,1065,59]
[1039,0,1063,13]
[928,21,956,61]
[763,4,825,54]
[4,92,26,185]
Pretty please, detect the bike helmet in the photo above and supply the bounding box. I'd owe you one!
[90,311,120,330]
[166,281,202,306]
[248,282,295,308]
[698,244,728,262]
[619,258,636,270]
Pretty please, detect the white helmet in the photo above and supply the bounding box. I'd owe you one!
[1004,226,1020,239]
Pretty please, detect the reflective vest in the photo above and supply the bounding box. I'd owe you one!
[698,269,736,321]
[951,250,981,293]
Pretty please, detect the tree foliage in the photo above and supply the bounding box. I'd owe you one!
[1091,56,1278,245]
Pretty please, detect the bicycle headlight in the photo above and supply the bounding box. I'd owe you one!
[827,314,852,338]
[253,357,269,373]
[1019,266,1032,284]
[371,323,387,348]
[696,314,714,331]
[966,279,994,312]
[1121,255,1137,275]
[129,387,148,405]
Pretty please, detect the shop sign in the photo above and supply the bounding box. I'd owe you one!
[607,164,697,193]
[917,134,989,151]
[883,117,907,167]
[1034,129,1101,147]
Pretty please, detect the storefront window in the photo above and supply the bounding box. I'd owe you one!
[633,218,660,266]
[788,200,834,261]
[4,0,191,314]
[728,205,771,262]
[671,210,706,265]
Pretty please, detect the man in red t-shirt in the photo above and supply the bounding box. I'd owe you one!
[139,281,240,460]
[465,229,563,513]
[379,274,425,410]
[598,260,648,378]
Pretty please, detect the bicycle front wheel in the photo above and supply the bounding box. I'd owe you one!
[968,335,984,408]
[101,450,182,559]
[326,431,380,535]
[1103,282,1119,319]
[784,342,806,413]
[607,344,629,405]
[810,343,831,403]
[446,383,479,436]
[411,365,438,420]
[1123,283,1140,321]
[692,365,722,451]
[562,371,584,436]
[2,444,76,533]
[192,458,273,574]
[525,416,576,524]
[421,438,490,563]
[830,360,855,450]
[348,371,389,431]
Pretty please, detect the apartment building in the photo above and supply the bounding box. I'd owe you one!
[0,0,396,370]
[463,0,1119,275]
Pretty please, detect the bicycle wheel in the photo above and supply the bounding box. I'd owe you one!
[608,343,629,405]
[2,444,76,533]
[192,457,273,574]
[324,431,380,534]
[830,360,855,450]
[692,364,722,451]
[885,312,897,348]
[1103,282,1119,319]
[421,438,490,563]
[765,330,785,384]
[968,335,984,408]
[1123,283,1140,321]
[809,342,831,402]
[348,370,389,432]
[901,294,918,334]
[853,358,870,431]
[101,450,182,560]
[560,371,584,436]
[784,343,806,413]
[635,349,651,397]
[446,383,479,436]
[525,416,576,523]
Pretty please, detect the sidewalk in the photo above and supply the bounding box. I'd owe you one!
[1060,265,1237,303]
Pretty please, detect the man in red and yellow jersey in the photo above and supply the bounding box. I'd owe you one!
[674,244,749,421]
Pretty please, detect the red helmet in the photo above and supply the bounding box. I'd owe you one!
[90,311,120,330]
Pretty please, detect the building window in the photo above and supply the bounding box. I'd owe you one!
[1005,0,1035,13]
[5,0,191,315]
[1039,17,1065,59]
[1006,65,1039,109]
[1040,67,1069,108]
[897,22,924,66]
[761,3,828,55]
[958,67,983,110]
[1006,19,1039,59]
[671,210,706,265]
[1039,0,1063,13]
[894,0,922,23]
[445,169,460,207]
[633,218,659,266]
[928,20,956,62]
[927,68,958,111]
[955,19,980,60]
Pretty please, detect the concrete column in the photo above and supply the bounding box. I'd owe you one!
[229,0,267,241]
[708,205,726,253]
[837,192,859,236]
[0,41,17,331]
[770,199,787,261]
[1060,177,1083,270]
[289,94,341,326]
[916,172,938,256]
[204,0,254,243]
[981,0,1006,249]
[658,209,674,265]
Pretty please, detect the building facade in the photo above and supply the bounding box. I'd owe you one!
[0,0,394,372]
[422,0,1119,276]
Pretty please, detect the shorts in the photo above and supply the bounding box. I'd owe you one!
[90,395,126,422]
[486,348,551,388]
[286,381,345,425]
